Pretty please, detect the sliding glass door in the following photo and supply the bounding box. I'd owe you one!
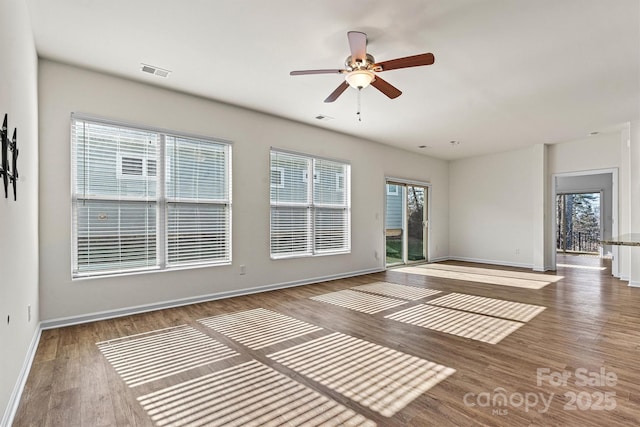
[406,185,426,262]
[385,181,428,266]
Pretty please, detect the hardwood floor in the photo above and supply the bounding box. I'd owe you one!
[13,256,640,426]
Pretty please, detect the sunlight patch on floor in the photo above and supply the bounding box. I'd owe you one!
[199,308,323,350]
[137,360,375,427]
[394,265,555,289]
[97,325,238,387]
[310,290,409,314]
[557,263,606,271]
[350,282,441,300]
[385,305,523,344]
[267,332,455,417]
[425,293,546,322]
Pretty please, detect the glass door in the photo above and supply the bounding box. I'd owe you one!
[385,183,405,265]
[406,185,426,263]
[385,181,428,267]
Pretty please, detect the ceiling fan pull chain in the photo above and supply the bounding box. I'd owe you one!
[357,88,362,122]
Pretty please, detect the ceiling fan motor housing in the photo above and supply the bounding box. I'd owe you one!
[345,54,376,71]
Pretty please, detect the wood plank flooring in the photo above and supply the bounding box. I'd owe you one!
[13,255,640,426]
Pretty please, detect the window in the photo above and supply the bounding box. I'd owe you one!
[71,115,231,277]
[270,150,350,258]
[387,184,399,196]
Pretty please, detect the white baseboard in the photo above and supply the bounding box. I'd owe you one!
[2,324,42,427]
[447,256,533,270]
[428,256,450,263]
[41,267,384,330]
[629,280,640,288]
[533,265,555,272]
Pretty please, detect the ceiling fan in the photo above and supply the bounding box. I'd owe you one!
[290,31,435,103]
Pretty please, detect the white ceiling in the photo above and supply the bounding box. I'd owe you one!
[26,0,639,160]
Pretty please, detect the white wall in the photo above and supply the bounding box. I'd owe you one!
[548,131,623,273]
[449,146,534,268]
[38,60,449,321]
[548,132,621,174]
[0,0,40,424]
[449,131,625,270]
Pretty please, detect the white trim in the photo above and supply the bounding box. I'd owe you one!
[2,325,42,427]
[385,176,431,187]
[629,280,640,288]
[41,267,382,330]
[550,168,618,274]
[447,256,534,270]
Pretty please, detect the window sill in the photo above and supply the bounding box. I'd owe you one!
[270,250,350,261]
[72,260,232,281]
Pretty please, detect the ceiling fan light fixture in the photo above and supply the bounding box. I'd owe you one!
[345,70,374,89]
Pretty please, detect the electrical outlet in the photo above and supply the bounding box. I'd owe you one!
[240,265,246,275]
[374,250,379,260]
[515,248,520,255]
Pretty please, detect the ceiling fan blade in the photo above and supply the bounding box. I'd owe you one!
[347,31,367,61]
[324,81,350,103]
[290,69,344,76]
[375,53,435,72]
[371,76,402,99]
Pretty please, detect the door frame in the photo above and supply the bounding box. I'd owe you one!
[550,168,618,276]
[384,177,432,267]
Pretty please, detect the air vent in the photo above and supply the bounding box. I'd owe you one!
[140,63,171,78]
[315,114,334,121]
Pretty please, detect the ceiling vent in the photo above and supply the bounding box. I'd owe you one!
[140,63,171,78]
[315,114,334,121]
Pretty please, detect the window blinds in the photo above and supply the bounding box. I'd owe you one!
[71,116,231,277]
[270,150,350,258]
[165,136,230,266]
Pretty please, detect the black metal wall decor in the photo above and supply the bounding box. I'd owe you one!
[0,114,19,201]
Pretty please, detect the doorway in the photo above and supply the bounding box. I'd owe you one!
[385,180,429,267]
[551,169,617,276]
[556,192,601,255]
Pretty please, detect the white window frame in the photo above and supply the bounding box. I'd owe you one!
[71,114,232,278]
[387,184,399,196]
[270,149,351,259]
